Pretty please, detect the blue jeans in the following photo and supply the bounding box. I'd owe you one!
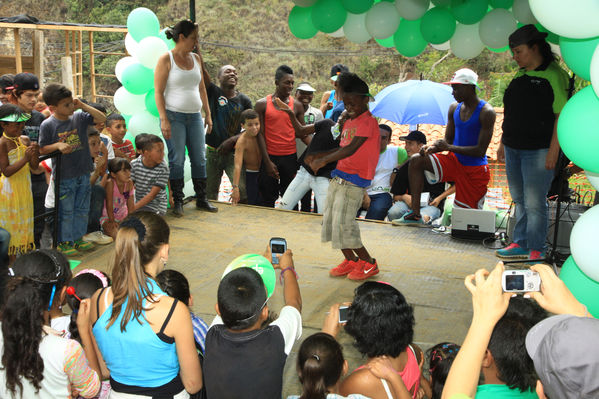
[365,193,393,221]
[387,201,441,222]
[87,182,105,233]
[504,145,554,252]
[58,175,91,243]
[165,110,206,180]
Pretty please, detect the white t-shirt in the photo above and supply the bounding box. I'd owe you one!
[367,146,406,196]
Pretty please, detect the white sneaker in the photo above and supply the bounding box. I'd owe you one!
[83,231,113,245]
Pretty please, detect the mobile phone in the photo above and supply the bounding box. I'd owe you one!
[269,237,287,265]
[338,306,349,323]
[502,270,541,293]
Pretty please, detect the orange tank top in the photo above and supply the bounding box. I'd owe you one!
[264,94,296,156]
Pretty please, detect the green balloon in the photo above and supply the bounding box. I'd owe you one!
[558,86,599,173]
[420,7,456,44]
[536,24,559,45]
[312,0,347,34]
[158,28,175,50]
[222,254,277,298]
[127,7,160,42]
[289,6,318,39]
[450,0,488,25]
[559,36,599,81]
[560,256,599,318]
[432,0,452,5]
[394,19,428,57]
[342,0,373,14]
[376,35,396,48]
[121,63,154,95]
[145,89,159,117]
[487,44,509,52]
[489,0,512,8]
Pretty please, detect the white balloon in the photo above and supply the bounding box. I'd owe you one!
[450,23,485,60]
[590,41,599,98]
[512,0,537,25]
[113,86,147,116]
[115,56,136,83]
[586,171,599,192]
[395,0,430,21]
[137,36,168,70]
[344,12,371,44]
[570,204,599,282]
[529,0,599,39]
[328,27,345,38]
[128,110,161,136]
[365,2,401,40]
[431,40,450,51]
[125,33,139,59]
[479,8,517,49]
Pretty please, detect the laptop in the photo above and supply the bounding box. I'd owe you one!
[451,207,496,240]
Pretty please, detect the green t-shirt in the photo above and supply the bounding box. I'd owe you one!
[475,384,538,399]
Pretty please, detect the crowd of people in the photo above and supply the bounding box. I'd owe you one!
[0,20,596,399]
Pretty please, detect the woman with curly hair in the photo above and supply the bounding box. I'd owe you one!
[0,250,101,398]
[340,282,424,399]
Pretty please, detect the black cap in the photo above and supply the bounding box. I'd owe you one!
[509,24,548,48]
[0,74,14,91]
[330,63,349,79]
[11,73,39,91]
[399,130,426,144]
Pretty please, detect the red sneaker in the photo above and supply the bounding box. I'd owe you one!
[330,259,359,277]
[348,259,379,281]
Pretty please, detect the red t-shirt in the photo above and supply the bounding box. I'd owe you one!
[112,139,136,160]
[264,95,296,156]
[336,111,380,181]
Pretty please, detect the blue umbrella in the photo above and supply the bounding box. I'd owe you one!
[370,80,455,125]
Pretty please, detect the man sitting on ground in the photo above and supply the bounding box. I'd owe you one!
[397,68,495,226]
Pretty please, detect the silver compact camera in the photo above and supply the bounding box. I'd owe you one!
[502,270,541,293]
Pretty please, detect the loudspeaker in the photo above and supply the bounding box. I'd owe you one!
[506,202,589,254]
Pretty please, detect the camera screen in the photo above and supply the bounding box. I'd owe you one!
[271,243,285,254]
[339,307,348,323]
[505,274,524,291]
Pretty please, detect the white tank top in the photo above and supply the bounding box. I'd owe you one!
[164,51,203,113]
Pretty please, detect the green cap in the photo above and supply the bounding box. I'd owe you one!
[0,112,31,123]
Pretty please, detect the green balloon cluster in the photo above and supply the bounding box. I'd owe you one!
[560,256,599,318]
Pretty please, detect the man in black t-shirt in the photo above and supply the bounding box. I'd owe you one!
[206,65,253,201]
[7,73,48,247]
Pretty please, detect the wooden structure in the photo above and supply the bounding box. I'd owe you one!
[0,22,127,101]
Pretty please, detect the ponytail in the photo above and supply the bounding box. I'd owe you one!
[165,19,198,43]
[107,212,169,332]
[1,277,52,396]
[66,271,107,342]
[297,333,344,399]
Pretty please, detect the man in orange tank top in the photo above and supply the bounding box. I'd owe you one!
[254,65,306,207]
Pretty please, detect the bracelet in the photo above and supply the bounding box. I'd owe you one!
[279,266,298,285]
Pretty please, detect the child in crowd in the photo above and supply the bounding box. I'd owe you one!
[426,342,460,399]
[131,134,169,215]
[66,268,111,399]
[0,250,101,398]
[106,114,135,160]
[34,91,51,118]
[100,157,134,239]
[0,104,39,261]
[156,269,209,355]
[203,249,302,399]
[134,133,149,158]
[39,83,106,255]
[232,109,262,205]
[307,73,381,280]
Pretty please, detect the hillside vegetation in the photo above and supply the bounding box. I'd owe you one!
[2,0,519,107]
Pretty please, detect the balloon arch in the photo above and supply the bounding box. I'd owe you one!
[115,2,599,316]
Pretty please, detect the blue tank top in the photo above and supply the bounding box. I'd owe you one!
[453,100,488,166]
[324,90,337,119]
[93,279,180,388]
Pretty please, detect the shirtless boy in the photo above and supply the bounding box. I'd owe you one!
[232,109,262,205]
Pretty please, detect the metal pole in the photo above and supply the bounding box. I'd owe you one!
[190,0,196,22]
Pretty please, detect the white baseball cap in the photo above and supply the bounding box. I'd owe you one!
[296,82,316,92]
[443,68,479,88]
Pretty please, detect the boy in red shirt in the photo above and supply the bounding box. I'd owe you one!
[308,73,380,280]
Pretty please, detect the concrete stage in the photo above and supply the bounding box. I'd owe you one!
[76,201,499,396]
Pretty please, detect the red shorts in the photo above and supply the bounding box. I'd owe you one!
[426,152,490,209]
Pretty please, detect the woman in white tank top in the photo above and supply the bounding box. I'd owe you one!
[154,19,217,217]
